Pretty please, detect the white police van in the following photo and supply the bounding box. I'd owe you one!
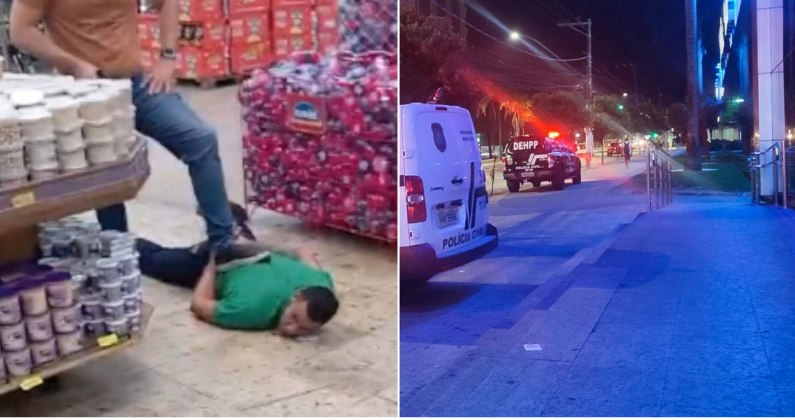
[399,101,498,285]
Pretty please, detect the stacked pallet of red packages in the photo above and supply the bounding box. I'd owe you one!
[139,0,230,81]
[239,51,397,242]
[227,0,272,74]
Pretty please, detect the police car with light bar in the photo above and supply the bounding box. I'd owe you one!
[502,135,582,192]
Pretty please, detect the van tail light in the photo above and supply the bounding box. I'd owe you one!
[405,176,427,224]
[504,156,513,166]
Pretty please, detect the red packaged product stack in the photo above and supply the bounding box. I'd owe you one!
[177,0,223,22]
[271,0,314,59]
[228,11,272,75]
[314,0,339,54]
[227,0,269,15]
[138,2,230,82]
[239,51,397,242]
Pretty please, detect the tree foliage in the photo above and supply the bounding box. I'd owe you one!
[399,1,480,109]
[528,91,588,136]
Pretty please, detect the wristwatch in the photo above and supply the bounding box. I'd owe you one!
[160,48,177,60]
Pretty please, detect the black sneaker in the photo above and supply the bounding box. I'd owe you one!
[196,201,257,242]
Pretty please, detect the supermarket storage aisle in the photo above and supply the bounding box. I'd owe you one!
[0,85,398,416]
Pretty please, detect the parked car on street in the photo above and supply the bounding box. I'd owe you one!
[607,141,623,157]
[502,135,582,192]
[399,102,499,286]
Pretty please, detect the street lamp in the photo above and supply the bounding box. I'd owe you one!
[575,133,581,138]
[617,105,624,110]
[623,93,628,97]
[509,31,520,41]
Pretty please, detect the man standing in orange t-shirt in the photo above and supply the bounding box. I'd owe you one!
[10,0,251,261]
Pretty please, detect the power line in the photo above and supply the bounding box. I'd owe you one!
[428,0,588,62]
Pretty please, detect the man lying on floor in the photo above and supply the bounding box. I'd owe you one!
[136,238,339,337]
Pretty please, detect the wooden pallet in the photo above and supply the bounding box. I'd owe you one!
[0,303,154,396]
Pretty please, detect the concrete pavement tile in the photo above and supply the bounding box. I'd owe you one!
[760,333,795,380]
[553,365,666,404]
[399,343,475,406]
[755,304,795,333]
[8,360,246,417]
[553,286,616,309]
[399,355,501,417]
[575,321,674,370]
[659,405,781,417]
[569,265,628,289]
[507,304,604,361]
[451,358,534,416]
[455,359,570,417]
[598,299,678,326]
[243,385,396,417]
[661,372,781,415]
[606,286,680,310]
[0,354,146,416]
[401,311,508,346]
[448,284,538,314]
[775,378,795,416]
[674,306,760,335]
[541,396,660,417]
[667,331,771,380]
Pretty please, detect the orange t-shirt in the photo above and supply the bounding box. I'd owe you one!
[19,0,143,77]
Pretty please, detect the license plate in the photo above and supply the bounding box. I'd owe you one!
[437,207,459,228]
[522,172,535,178]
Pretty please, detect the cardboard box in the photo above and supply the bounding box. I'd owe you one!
[272,0,311,6]
[177,45,229,79]
[177,0,223,22]
[137,14,161,49]
[314,3,338,32]
[230,41,272,74]
[227,0,270,14]
[228,13,269,45]
[141,48,157,71]
[317,30,339,54]
[177,18,228,47]
[272,34,314,59]
[272,6,312,36]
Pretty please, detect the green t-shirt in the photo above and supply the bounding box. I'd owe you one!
[211,254,334,330]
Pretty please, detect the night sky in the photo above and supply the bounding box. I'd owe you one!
[464,0,725,105]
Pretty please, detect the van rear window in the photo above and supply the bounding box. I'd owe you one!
[431,122,447,152]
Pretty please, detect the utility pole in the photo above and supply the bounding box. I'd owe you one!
[559,19,593,166]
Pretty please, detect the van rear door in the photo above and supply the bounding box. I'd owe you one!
[412,108,484,256]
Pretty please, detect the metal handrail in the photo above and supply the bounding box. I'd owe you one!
[646,142,675,212]
[749,141,785,207]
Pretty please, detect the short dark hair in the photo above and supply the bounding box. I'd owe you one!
[300,287,339,325]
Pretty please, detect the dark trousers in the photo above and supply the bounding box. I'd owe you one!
[137,239,209,289]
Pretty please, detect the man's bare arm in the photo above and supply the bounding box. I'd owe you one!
[145,0,178,93]
[9,1,96,77]
[156,0,179,50]
[190,255,218,322]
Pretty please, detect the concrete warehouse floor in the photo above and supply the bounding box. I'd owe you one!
[0,84,398,416]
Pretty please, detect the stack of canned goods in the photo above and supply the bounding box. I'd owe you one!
[0,267,82,381]
[37,218,143,341]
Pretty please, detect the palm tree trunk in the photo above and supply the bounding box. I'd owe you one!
[685,0,702,169]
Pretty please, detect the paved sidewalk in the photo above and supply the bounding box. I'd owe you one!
[401,195,795,416]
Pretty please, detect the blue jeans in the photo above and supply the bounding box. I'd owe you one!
[97,75,235,248]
